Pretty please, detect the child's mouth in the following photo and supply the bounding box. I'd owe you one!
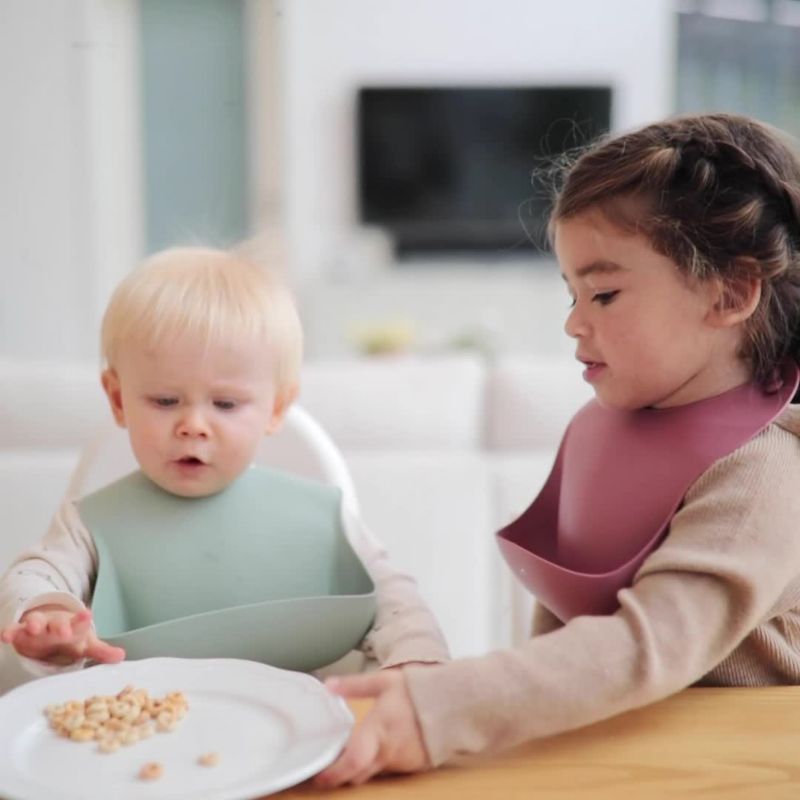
[578,359,607,383]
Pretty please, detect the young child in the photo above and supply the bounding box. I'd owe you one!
[0,246,448,692]
[315,112,800,787]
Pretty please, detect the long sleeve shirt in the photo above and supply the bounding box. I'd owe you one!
[405,407,800,765]
[0,488,449,694]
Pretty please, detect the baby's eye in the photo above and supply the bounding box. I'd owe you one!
[213,399,237,411]
[150,396,178,408]
[592,290,619,306]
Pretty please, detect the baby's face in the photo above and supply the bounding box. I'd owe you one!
[102,336,287,497]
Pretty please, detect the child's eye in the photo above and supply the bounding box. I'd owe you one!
[213,399,237,411]
[150,397,178,408]
[592,290,619,306]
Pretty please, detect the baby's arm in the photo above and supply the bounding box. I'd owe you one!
[1,606,123,666]
[0,497,120,691]
[340,500,450,668]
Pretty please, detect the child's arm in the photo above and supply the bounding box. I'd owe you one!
[1,606,123,665]
[317,422,800,782]
[340,500,450,668]
[315,669,428,788]
[0,496,112,691]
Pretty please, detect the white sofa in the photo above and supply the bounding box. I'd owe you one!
[0,355,591,658]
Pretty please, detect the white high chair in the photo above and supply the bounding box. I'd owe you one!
[67,404,359,507]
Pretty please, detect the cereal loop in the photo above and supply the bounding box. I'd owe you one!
[44,686,189,754]
[138,762,164,781]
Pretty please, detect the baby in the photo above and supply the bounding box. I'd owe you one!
[0,246,448,691]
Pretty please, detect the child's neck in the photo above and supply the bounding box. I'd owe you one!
[654,358,753,409]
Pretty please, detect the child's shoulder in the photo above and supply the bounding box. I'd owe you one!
[774,405,800,439]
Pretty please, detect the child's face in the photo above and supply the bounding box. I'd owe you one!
[554,209,747,410]
[102,336,290,497]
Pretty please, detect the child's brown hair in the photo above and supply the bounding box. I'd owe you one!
[549,113,800,386]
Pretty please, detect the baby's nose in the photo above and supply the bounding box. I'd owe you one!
[176,410,209,438]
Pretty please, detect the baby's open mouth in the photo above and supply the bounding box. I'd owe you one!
[177,456,205,466]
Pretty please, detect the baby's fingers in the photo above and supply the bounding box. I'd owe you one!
[0,622,25,645]
[67,610,93,640]
[85,636,125,664]
[44,617,74,641]
[3,625,59,660]
[22,611,48,637]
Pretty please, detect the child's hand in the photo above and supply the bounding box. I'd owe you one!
[314,668,430,788]
[0,605,125,666]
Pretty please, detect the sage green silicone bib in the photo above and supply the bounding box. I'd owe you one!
[79,466,376,672]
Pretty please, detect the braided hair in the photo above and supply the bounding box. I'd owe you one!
[549,113,800,387]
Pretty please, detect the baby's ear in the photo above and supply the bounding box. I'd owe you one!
[265,384,299,435]
[101,369,127,427]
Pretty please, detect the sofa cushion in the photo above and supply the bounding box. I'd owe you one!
[0,359,105,449]
[300,355,485,450]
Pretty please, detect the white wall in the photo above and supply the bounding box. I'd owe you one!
[0,0,141,361]
[279,0,676,284]
[0,0,676,361]
[301,261,577,358]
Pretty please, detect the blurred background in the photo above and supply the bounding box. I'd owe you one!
[3,0,800,364]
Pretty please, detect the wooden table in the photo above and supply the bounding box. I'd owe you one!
[275,687,800,800]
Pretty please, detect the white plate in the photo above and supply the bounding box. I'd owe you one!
[0,657,352,800]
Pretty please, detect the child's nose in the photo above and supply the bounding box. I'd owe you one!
[564,304,589,339]
[176,409,210,439]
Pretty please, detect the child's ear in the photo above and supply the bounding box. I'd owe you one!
[707,270,761,328]
[101,368,127,428]
[265,383,299,435]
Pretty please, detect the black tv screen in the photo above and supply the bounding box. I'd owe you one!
[357,86,612,257]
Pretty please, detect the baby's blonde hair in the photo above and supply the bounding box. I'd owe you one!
[101,247,302,398]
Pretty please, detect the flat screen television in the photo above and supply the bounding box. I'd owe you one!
[357,86,612,258]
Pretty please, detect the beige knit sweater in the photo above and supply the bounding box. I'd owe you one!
[405,406,800,766]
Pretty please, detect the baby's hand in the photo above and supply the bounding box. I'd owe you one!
[0,605,125,666]
[314,668,430,787]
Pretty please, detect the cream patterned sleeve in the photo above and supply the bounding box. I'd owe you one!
[404,422,800,765]
[0,498,98,693]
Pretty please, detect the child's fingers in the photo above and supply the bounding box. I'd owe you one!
[6,629,57,660]
[315,716,381,787]
[324,672,393,700]
[0,624,22,643]
[71,609,93,625]
[45,618,72,641]
[68,611,93,641]
[85,636,125,664]
[22,612,47,637]
[348,757,384,787]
